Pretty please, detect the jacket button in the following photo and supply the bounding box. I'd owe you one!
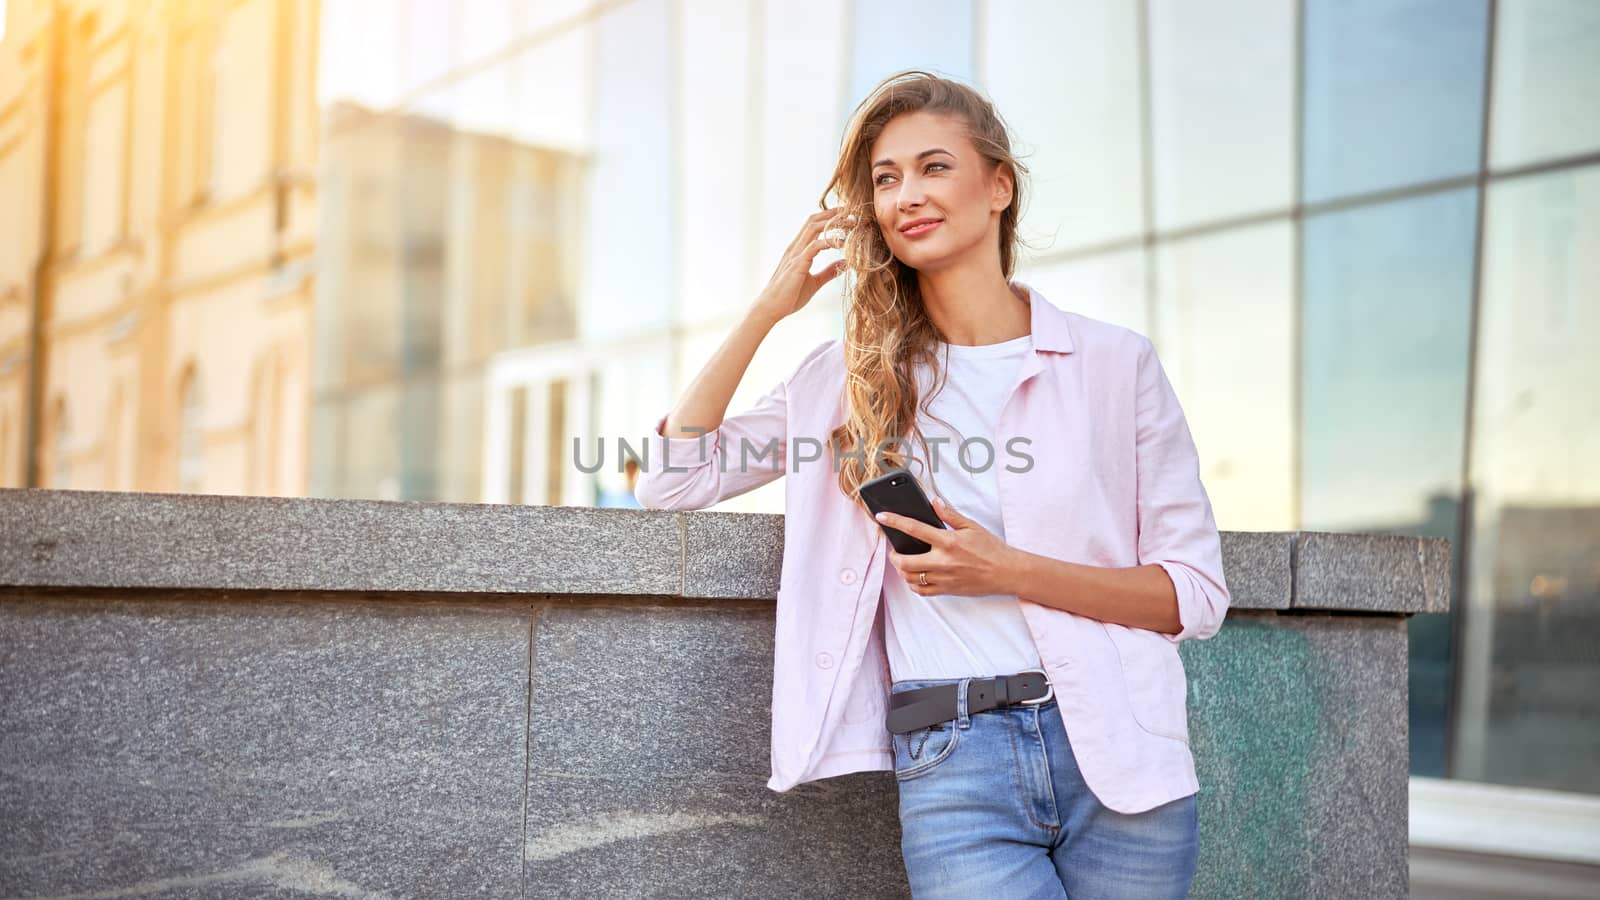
[839,568,857,584]
[815,652,834,669]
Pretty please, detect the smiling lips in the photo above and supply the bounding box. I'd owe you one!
[900,219,942,238]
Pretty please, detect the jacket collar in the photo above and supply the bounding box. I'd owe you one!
[999,280,1074,395]
[1013,280,1075,355]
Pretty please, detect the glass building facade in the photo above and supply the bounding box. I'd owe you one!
[311,0,1599,811]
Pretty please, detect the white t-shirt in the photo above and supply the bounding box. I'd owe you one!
[882,332,1046,682]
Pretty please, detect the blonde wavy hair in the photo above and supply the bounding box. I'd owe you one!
[819,69,1034,515]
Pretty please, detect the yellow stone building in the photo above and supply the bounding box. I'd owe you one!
[0,0,319,494]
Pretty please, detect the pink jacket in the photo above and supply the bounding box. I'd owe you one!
[634,281,1230,814]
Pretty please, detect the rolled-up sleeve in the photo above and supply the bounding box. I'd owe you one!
[633,339,834,511]
[1132,336,1231,643]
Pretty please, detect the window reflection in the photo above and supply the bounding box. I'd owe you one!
[1147,0,1296,229]
[1154,221,1296,532]
[1302,188,1479,779]
[1489,0,1600,170]
[1457,165,1600,793]
[1302,0,1489,203]
[1300,188,1477,534]
[1022,248,1149,336]
[310,99,583,501]
[849,0,973,105]
[980,0,1145,250]
[680,0,760,325]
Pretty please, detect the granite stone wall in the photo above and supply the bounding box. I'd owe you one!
[0,488,1449,898]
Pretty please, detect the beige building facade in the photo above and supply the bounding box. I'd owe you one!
[0,0,319,495]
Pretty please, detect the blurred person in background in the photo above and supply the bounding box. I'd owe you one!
[595,458,643,509]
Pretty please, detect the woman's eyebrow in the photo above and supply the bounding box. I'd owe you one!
[873,148,954,169]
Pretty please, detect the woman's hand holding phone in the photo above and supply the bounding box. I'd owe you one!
[749,207,854,326]
[864,475,1020,598]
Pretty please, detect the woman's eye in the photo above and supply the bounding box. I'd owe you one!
[875,162,949,187]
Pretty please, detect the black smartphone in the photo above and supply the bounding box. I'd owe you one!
[857,468,947,554]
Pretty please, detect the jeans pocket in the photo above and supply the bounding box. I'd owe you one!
[892,720,961,781]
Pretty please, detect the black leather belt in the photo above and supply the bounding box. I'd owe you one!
[886,669,1054,734]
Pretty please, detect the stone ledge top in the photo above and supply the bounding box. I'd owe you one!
[0,488,1449,613]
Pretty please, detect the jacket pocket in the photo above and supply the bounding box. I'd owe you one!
[1102,623,1190,744]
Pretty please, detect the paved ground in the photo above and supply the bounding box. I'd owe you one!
[1411,846,1600,899]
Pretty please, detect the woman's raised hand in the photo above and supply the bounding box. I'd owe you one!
[750,207,855,325]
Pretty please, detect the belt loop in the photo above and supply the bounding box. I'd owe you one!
[956,676,972,730]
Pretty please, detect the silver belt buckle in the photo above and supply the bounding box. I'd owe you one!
[1017,668,1054,705]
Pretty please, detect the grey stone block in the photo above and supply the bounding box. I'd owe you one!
[1219,531,1293,610]
[1293,531,1447,613]
[1183,611,1409,899]
[1,490,1446,615]
[0,488,681,597]
[523,772,906,899]
[682,512,785,599]
[1420,536,1452,614]
[0,489,1430,898]
[0,590,530,898]
[525,604,907,898]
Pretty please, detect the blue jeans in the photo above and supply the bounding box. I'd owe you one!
[890,676,1199,899]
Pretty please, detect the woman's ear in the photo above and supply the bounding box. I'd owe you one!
[991,165,1014,212]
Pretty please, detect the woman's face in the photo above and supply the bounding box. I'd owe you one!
[869,110,1011,271]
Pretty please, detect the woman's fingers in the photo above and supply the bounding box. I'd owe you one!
[761,208,856,319]
[876,510,945,546]
[789,207,844,252]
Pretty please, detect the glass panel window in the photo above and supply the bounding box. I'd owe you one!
[580,1,675,342]
[980,0,1145,250]
[1302,0,1489,203]
[848,0,973,106]
[756,0,850,307]
[1147,0,1296,230]
[680,0,759,323]
[1300,188,1477,534]
[1021,248,1148,336]
[1154,221,1296,532]
[313,4,594,502]
[1301,189,1479,778]
[1489,0,1600,170]
[1456,164,1600,793]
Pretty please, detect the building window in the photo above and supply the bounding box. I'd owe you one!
[1302,0,1490,203]
[1456,163,1600,794]
[1147,0,1296,229]
[173,24,215,206]
[208,13,231,200]
[1489,0,1600,170]
[57,14,96,252]
[81,83,129,256]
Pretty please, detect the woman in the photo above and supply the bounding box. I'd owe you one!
[635,70,1229,900]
